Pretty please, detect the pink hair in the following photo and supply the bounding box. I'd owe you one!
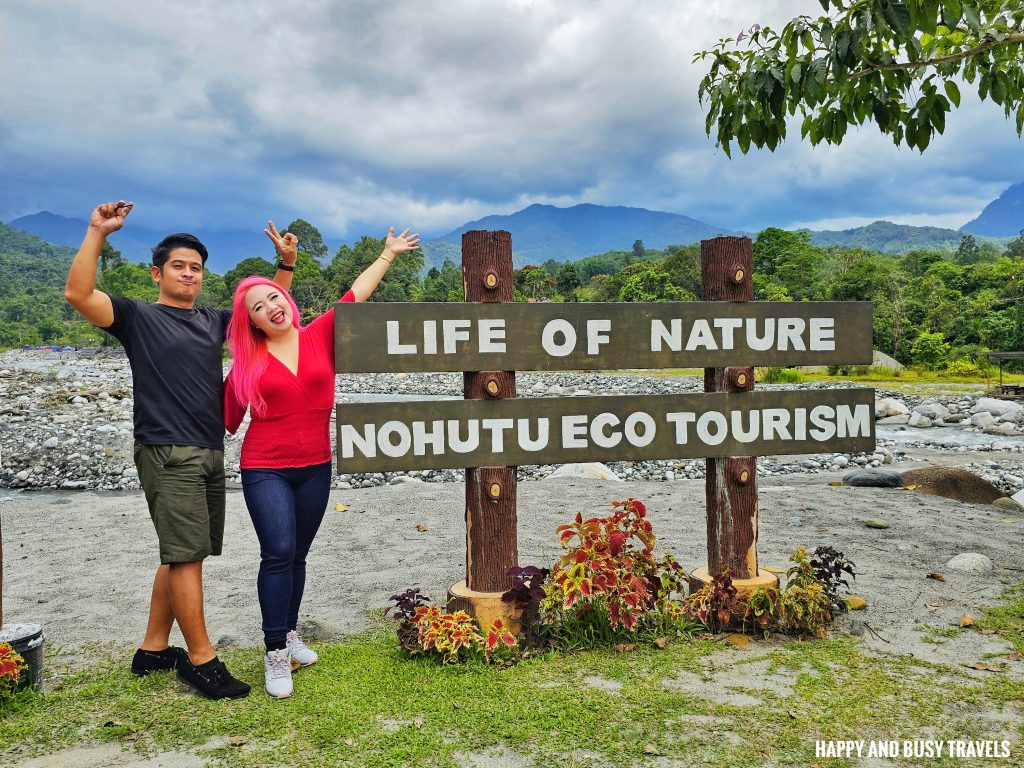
[226,276,303,416]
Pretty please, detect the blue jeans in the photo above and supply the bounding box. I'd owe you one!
[241,461,332,651]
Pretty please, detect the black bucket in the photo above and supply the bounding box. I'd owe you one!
[0,623,44,691]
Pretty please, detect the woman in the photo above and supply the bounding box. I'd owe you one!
[225,222,419,698]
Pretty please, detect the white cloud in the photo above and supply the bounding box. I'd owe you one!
[2,0,1021,237]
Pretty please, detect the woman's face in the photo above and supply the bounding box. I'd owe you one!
[244,284,293,336]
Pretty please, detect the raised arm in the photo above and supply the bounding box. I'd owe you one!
[349,227,420,302]
[64,201,133,327]
[264,221,297,291]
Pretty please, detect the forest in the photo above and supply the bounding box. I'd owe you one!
[2,219,1022,374]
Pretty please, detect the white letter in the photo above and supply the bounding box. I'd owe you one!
[666,412,696,444]
[340,424,376,458]
[651,319,682,352]
[587,319,611,355]
[542,319,576,357]
[837,404,871,438]
[778,318,806,351]
[714,318,743,349]
[378,421,412,458]
[809,405,837,441]
[762,408,792,441]
[442,319,471,354]
[696,412,728,445]
[685,319,718,351]
[482,418,514,453]
[517,418,549,451]
[479,318,506,353]
[412,420,445,456]
[730,410,759,442]
[448,419,479,453]
[624,412,656,447]
[589,413,622,448]
[809,318,835,351]
[562,415,588,448]
[422,320,437,355]
[386,321,416,354]
[746,318,775,351]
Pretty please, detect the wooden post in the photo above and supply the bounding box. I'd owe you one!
[449,230,520,627]
[693,236,777,594]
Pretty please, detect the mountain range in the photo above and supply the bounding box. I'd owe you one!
[6,181,1020,272]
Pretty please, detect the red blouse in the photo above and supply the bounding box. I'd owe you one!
[225,290,354,469]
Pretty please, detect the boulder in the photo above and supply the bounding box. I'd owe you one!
[875,397,910,418]
[913,402,951,421]
[908,412,933,428]
[842,468,903,488]
[971,412,997,429]
[945,553,994,574]
[546,463,622,481]
[970,397,1024,417]
[899,467,1003,505]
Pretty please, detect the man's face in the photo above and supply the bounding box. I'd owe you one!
[151,247,204,306]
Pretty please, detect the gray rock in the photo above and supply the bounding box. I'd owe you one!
[843,468,903,488]
[849,619,865,636]
[914,402,951,420]
[864,518,890,529]
[908,412,933,428]
[945,553,994,573]
[875,397,910,418]
[42,436,59,449]
[992,497,1023,511]
[876,415,911,425]
[546,463,622,481]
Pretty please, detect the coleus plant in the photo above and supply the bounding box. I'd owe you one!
[546,498,658,631]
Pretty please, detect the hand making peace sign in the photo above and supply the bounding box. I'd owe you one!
[264,221,298,266]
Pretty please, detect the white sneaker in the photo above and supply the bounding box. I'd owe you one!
[286,630,318,669]
[264,649,293,698]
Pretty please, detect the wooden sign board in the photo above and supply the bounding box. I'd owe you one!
[336,388,875,473]
[335,302,873,373]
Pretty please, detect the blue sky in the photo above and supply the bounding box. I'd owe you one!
[2,0,1020,240]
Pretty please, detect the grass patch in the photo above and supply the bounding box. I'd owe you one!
[980,584,1024,655]
[3,617,1024,768]
[916,624,962,645]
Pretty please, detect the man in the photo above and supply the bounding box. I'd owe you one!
[64,200,297,699]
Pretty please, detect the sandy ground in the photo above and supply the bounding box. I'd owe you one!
[2,458,1024,766]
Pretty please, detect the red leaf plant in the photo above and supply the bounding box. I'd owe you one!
[544,498,666,632]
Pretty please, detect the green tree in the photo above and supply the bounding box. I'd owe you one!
[555,262,582,300]
[515,265,554,300]
[696,1,1024,155]
[955,233,982,264]
[285,218,329,262]
[910,329,951,369]
[1005,228,1024,259]
[632,239,645,263]
[328,235,423,303]
[419,259,463,302]
[617,264,692,302]
[224,257,276,293]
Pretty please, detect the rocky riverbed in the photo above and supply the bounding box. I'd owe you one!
[3,348,1024,494]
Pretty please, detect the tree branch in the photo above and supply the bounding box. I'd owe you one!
[849,32,1024,80]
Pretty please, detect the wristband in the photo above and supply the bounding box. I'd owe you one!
[380,254,393,264]
[276,261,295,272]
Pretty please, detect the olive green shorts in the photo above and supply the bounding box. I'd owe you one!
[134,444,225,564]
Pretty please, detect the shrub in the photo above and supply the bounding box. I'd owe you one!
[757,366,804,384]
[541,498,697,647]
[945,358,983,377]
[810,546,857,614]
[910,331,951,370]
[681,571,739,633]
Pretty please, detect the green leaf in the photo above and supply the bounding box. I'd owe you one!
[1016,102,1024,136]
[963,3,981,34]
[941,0,962,28]
[944,80,961,108]
[881,1,912,35]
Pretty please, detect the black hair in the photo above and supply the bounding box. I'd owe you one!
[151,233,209,269]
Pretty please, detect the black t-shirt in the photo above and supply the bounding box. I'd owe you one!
[105,296,232,449]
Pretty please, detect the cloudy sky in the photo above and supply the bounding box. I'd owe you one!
[2,0,1020,240]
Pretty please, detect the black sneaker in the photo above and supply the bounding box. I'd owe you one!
[177,657,251,699]
[131,646,190,676]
